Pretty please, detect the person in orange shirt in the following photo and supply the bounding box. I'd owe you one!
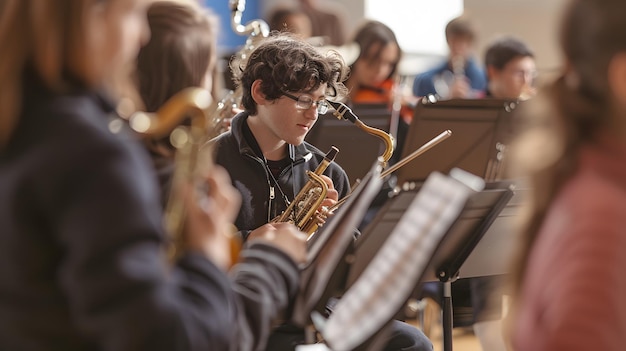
[345,20,416,164]
[346,21,410,118]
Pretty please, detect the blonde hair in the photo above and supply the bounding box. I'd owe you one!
[0,0,112,147]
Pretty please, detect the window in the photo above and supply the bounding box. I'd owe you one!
[365,0,463,55]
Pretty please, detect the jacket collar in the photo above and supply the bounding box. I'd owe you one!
[229,111,313,163]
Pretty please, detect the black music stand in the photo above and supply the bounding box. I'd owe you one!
[305,103,392,185]
[396,97,519,185]
[458,183,527,278]
[292,160,384,331]
[339,169,514,351]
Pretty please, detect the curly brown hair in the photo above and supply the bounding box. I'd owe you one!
[232,33,349,115]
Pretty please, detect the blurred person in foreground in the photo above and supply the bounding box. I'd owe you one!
[0,1,306,350]
[507,0,626,350]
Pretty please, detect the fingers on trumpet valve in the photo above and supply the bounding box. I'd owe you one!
[315,205,333,226]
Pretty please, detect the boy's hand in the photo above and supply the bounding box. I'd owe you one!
[248,223,307,264]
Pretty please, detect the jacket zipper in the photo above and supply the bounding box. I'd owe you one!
[243,151,307,222]
[244,153,276,222]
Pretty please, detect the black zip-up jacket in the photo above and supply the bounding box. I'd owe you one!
[212,112,351,236]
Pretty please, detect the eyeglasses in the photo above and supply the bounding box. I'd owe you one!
[282,91,329,114]
[507,69,538,81]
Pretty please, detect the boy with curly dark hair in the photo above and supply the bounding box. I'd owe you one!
[214,34,350,238]
[212,33,433,351]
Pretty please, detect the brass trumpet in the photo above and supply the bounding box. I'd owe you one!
[271,147,339,235]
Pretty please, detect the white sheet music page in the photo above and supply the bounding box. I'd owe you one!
[322,172,475,351]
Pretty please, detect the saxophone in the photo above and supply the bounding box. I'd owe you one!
[228,0,269,82]
[229,0,269,38]
[272,101,396,237]
[129,87,239,261]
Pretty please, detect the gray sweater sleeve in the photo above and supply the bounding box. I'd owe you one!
[229,242,301,351]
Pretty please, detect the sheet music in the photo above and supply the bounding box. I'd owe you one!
[321,172,476,351]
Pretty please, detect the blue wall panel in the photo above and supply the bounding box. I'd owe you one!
[202,0,262,54]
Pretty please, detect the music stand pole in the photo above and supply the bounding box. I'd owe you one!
[442,279,454,351]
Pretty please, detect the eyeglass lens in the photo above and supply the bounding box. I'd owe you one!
[296,96,328,114]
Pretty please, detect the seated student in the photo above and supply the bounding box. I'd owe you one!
[484,36,537,100]
[267,6,313,40]
[346,21,401,104]
[134,0,225,204]
[0,1,305,350]
[345,20,414,164]
[508,0,626,350]
[212,33,433,351]
[213,34,349,239]
[412,15,486,99]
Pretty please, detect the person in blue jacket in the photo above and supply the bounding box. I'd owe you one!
[412,15,487,99]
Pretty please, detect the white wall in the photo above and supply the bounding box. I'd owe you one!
[365,0,464,56]
[260,0,569,78]
[465,0,568,77]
